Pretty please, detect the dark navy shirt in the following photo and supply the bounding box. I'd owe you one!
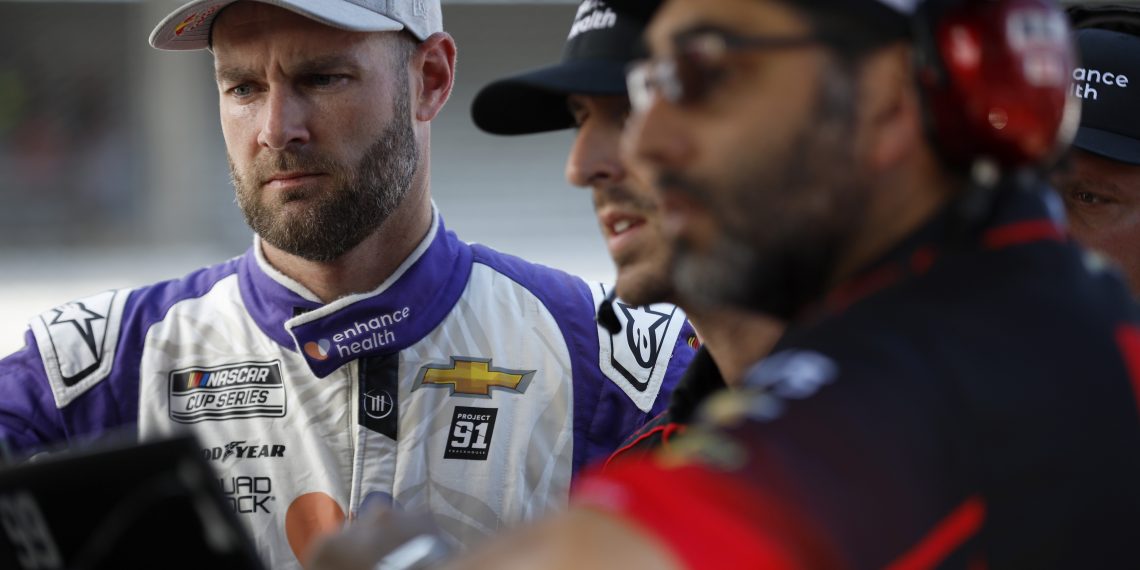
[580,188,1140,569]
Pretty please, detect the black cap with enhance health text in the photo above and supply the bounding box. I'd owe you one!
[1070,27,1140,165]
[471,0,659,135]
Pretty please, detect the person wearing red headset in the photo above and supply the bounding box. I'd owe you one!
[1053,4,1140,296]
[311,1,1140,568]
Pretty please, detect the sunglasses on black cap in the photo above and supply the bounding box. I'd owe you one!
[625,27,833,114]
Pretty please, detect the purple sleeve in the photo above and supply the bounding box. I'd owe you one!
[0,331,67,455]
[467,244,696,475]
[652,321,696,417]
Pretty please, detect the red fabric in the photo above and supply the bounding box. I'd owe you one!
[660,423,683,452]
[603,422,681,470]
[885,496,986,570]
[982,220,1064,250]
[825,265,904,313]
[575,460,841,570]
[1113,325,1140,417]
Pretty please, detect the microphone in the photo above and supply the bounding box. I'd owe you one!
[597,289,622,334]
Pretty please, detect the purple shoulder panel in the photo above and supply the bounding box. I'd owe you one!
[0,256,243,456]
[655,320,698,417]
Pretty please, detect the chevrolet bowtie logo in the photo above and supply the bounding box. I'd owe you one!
[412,357,535,398]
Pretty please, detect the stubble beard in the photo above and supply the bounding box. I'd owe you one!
[616,255,675,307]
[597,184,677,306]
[232,78,418,263]
[668,66,866,319]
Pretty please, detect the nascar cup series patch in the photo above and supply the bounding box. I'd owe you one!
[168,361,286,423]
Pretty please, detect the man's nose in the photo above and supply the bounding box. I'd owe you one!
[566,123,626,189]
[257,88,311,150]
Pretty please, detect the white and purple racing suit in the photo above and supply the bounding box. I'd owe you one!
[0,211,693,568]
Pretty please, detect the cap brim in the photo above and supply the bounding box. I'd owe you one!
[471,59,629,136]
[150,0,405,51]
[1074,126,1140,166]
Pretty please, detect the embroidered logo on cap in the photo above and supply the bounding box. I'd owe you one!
[1072,67,1130,100]
[568,0,618,40]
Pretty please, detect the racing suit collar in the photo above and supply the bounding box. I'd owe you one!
[817,186,1066,316]
[239,208,476,378]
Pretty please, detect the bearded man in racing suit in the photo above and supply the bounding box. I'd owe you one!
[0,1,693,568]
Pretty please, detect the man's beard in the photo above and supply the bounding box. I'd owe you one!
[232,84,418,263]
[667,66,865,319]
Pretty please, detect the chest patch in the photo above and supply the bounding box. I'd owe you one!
[444,406,498,461]
[168,361,286,423]
[592,285,689,413]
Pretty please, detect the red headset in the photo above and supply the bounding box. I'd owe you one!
[914,0,1079,172]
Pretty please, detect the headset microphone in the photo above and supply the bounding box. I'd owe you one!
[596,289,622,334]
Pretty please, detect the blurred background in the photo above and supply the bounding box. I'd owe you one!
[0,0,606,355]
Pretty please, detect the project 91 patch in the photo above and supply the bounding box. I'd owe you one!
[444,407,498,461]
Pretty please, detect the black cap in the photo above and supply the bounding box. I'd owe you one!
[472,0,660,136]
[1069,4,1140,36]
[1071,28,1140,165]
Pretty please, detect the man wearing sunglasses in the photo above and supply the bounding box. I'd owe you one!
[418,0,1140,568]
[470,0,783,463]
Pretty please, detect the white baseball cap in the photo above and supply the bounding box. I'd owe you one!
[149,0,443,51]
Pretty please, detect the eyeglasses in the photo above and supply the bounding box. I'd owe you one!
[626,29,829,115]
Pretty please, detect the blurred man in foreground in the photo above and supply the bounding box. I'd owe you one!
[0,0,695,567]
[443,0,1140,567]
[1054,4,1140,296]
[470,0,783,460]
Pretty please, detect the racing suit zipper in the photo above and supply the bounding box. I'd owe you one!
[347,360,362,515]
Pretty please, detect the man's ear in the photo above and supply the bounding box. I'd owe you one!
[412,32,457,122]
[855,44,927,172]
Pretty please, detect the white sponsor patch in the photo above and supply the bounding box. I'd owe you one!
[592,283,688,413]
[31,289,130,409]
[168,361,286,423]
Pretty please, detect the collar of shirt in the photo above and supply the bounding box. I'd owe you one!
[237,209,475,378]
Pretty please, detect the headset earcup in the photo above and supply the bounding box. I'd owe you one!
[917,0,1077,169]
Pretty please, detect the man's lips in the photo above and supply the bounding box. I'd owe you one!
[599,209,648,239]
[262,172,325,189]
[597,208,651,262]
